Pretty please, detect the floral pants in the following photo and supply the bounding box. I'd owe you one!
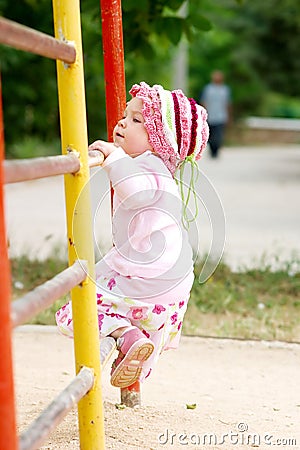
[56,272,189,381]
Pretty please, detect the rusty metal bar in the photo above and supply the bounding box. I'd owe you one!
[19,366,94,450]
[0,17,76,64]
[11,260,88,328]
[4,153,80,183]
[4,150,105,184]
[100,337,116,367]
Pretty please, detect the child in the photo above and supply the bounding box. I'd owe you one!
[56,82,209,388]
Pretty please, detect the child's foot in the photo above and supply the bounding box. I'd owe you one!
[110,327,154,388]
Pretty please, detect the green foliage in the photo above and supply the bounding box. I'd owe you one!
[1,0,300,154]
[258,92,300,119]
[185,257,300,341]
[191,259,300,315]
[81,5,107,142]
[7,136,60,159]
[189,0,300,119]
[10,254,68,325]
[11,254,67,293]
[1,0,210,154]
[230,0,300,97]
[122,0,211,58]
[0,1,58,150]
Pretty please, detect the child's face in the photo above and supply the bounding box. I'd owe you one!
[113,97,153,157]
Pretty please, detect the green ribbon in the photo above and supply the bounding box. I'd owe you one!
[175,155,199,230]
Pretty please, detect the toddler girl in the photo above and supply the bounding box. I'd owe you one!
[56,82,209,388]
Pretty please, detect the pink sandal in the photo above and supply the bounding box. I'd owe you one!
[110,327,154,388]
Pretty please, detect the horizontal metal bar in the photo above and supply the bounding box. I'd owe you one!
[11,260,88,328]
[19,366,94,450]
[4,153,81,183]
[4,150,105,184]
[0,17,76,63]
[100,337,116,367]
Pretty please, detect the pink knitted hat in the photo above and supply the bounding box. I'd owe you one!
[129,81,209,175]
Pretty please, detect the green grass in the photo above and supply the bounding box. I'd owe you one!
[10,255,300,341]
[11,255,68,325]
[184,260,300,341]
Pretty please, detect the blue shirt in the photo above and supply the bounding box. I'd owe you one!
[201,83,231,125]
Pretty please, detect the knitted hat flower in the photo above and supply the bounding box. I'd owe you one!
[129,81,209,176]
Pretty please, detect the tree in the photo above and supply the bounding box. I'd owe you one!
[0,0,211,154]
[2,0,299,153]
[189,0,300,118]
[229,0,300,97]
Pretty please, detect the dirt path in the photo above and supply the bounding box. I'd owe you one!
[14,326,300,449]
[8,145,300,448]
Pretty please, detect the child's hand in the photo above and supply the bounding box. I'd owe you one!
[88,140,118,159]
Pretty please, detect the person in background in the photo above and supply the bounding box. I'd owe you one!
[200,70,231,158]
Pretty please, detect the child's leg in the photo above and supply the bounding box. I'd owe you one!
[56,270,190,385]
[56,303,154,387]
[55,300,133,338]
[110,326,154,388]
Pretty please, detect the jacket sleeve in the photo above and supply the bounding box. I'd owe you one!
[102,147,161,209]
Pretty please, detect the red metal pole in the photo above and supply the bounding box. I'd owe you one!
[0,76,18,449]
[120,380,141,407]
[99,0,141,407]
[100,0,126,140]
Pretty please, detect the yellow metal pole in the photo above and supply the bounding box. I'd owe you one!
[52,1,105,448]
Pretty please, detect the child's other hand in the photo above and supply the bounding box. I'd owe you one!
[88,140,119,159]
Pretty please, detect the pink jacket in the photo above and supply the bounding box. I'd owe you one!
[96,148,194,302]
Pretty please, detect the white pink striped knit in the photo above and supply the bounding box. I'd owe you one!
[129,82,209,175]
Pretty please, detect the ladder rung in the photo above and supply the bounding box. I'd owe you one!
[100,337,116,367]
[19,366,94,450]
[0,17,76,63]
[4,150,105,183]
[11,260,88,328]
[4,154,80,183]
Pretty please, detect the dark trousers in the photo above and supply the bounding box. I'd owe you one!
[208,123,225,158]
